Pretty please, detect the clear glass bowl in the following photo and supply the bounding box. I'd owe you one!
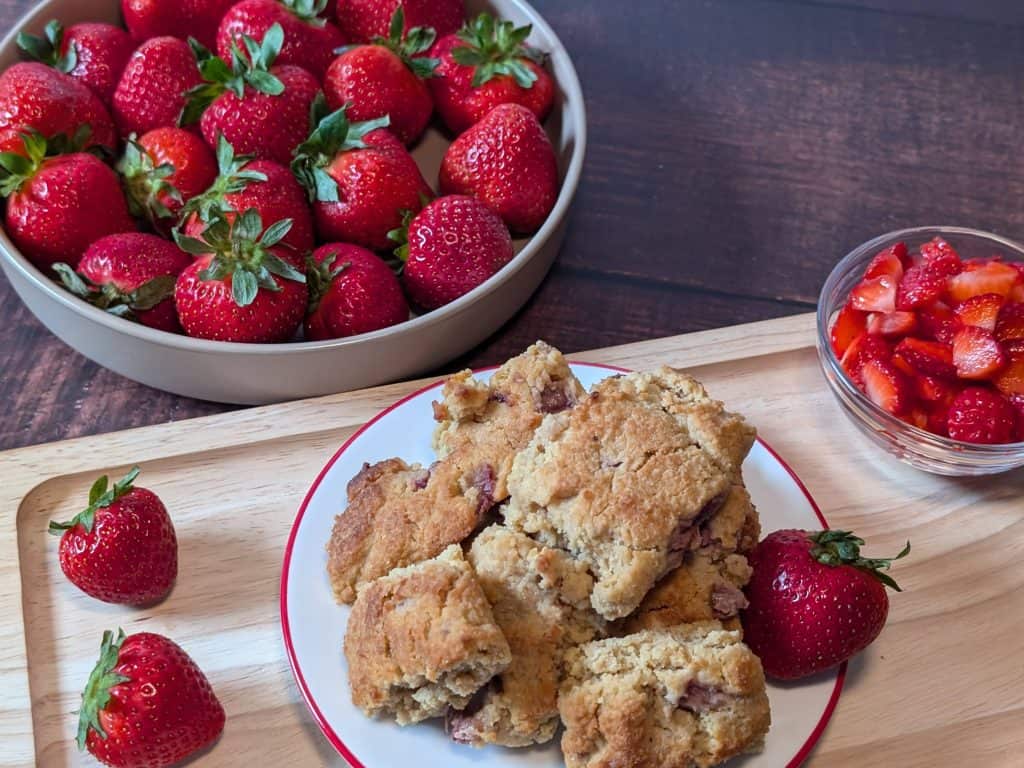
[817,226,1024,476]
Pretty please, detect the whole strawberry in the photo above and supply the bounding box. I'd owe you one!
[292,102,431,248]
[217,0,346,80]
[393,194,513,310]
[742,529,911,680]
[112,36,203,138]
[53,233,192,333]
[174,209,308,342]
[0,132,135,270]
[77,629,225,768]
[429,14,553,134]
[336,0,464,43]
[440,103,557,233]
[324,7,438,145]
[305,243,409,339]
[48,467,178,605]
[122,0,237,49]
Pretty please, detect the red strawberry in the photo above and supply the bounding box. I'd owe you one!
[17,20,134,107]
[292,103,431,248]
[53,234,191,333]
[393,195,513,310]
[849,275,897,313]
[894,337,956,379]
[864,242,908,280]
[305,243,409,340]
[440,103,558,233]
[917,302,960,344]
[0,133,134,270]
[946,387,1019,444]
[952,326,1007,380]
[112,37,203,138]
[918,237,962,277]
[336,0,465,44]
[830,305,868,357]
[122,0,237,49]
[324,7,438,145]
[77,629,225,767]
[866,310,916,338]
[994,341,1024,397]
[429,14,554,134]
[742,529,910,680]
[217,0,346,80]
[995,302,1024,342]
[48,467,177,605]
[839,332,892,386]
[947,261,1019,303]
[861,358,914,416]
[173,209,308,342]
[955,293,1003,332]
[896,265,945,310]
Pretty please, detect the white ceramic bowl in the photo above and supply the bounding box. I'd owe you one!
[0,0,585,404]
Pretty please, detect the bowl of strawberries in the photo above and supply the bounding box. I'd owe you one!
[818,226,1024,476]
[0,0,585,404]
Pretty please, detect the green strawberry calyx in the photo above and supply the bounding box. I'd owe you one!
[52,263,176,321]
[76,629,131,751]
[363,6,439,79]
[179,135,268,226]
[808,530,911,592]
[306,251,350,314]
[49,466,140,536]
[385,208,415,267]
[451,13,544,89]
[117,135,183,225]
[17,19,77,73]
[281,0,329,26]
[0,127,94,196]
[174,208,306,307]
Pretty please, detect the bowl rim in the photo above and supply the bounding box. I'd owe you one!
[817,224,1024,451]
[0,0,587,357]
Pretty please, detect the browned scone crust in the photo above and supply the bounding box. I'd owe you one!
[344,546,511,725]
[558,623,771,768]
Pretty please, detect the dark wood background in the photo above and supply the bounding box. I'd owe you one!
[4,0,1024,451]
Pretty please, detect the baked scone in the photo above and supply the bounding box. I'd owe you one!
[448,525,605,747]
[505,369,755,620]
[344,546,512,725]
[559,623,771,768]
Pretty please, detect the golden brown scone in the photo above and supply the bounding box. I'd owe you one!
[344,546,511,725]
[558,623,771,768]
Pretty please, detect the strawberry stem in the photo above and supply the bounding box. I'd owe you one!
[76,629,131,751]
[370,7,439,79]
[450,13,544,89]
[808,530,911,592]
[49,466,140,536]
[178,135,268,227]
[117,135,183,225]
[17,19,76,73]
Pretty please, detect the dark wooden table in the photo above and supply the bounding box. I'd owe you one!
[3,0,1024,451]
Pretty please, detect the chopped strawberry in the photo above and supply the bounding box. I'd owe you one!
[901,407,929,430]
[951,327,1007,380]
[993,340,1024,396]
[1011,283,1024,303]
[830,305,868,357]
[861,358,914,416]
[946,387,1018,444]
[913,374,959,403]
[891,353,917,379]
[918,237,962,277]
[995,302,1024,342]
[948,261,1019,303]
[1008,394,1024,440]
[865,243,908,280]
[850,276,897,313]
[867,311,917,338]
[896,265,945,310]
[840,333,892,386]
[917,302,961,344]
[894,337,956,379]
[955,293,1004,332]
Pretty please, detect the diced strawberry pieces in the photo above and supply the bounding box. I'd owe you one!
[955,293,1004,332]
[861,358,914,416]
[947,262,1019,303]
[867,311,917,338]
[897,265,946,310]
[947,387,1019,444]
[1008,393,1024,440]
[952,327,1007,380]
[894,337,956,379]
[912,373,959,403]
[865,243,908,280]
[918,237,962,277]
[993,341,1024,396]
[917,302,961,344]
[850,276,897,313]
[840,333,892,386]
[901,407,929,430]
[830,305,868,357]
[995,302,1024,342]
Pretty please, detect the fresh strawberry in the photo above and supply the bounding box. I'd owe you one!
[0,132,134,270]
[304,243,409,339]
[336,0,465,43]
[849,275,897,313]
[918,237,962,277]
[217,0,346,80]
[894,337,956,379]
[76,629,225,767]
[952,326,1006,380]
[429,14,554,134]
[112,37,203,138]
[994,341,1024,397]
[864,242,908,280]
[861,358,914,416]
[917,302,960,344]
[53,233,192,333]
[17,20,134,107]
[392,195,513,310]
[947,261,1019,303]
[292,102,430,248]
[48,467,177,605]
[324,7,438,145]
[742,529,909,680]
[830,305,868,357]
[173,209,308,341]
[955,293,1003,332]
[946,387,1019,444]
[122,0,237,49]
[839,333,892,386]
[995,302,1024,342]
[866,310,917,338]
[896,264,945,310]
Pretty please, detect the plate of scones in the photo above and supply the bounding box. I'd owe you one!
[281,342,844,768]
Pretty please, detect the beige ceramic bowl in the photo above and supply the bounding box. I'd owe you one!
[0,0,585,404]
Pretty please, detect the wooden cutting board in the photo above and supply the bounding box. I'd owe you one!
[2,313,1021,767]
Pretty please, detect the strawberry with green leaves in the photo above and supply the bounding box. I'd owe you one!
[336,0,465,44]
[122,0,237,49]
[112,36,204,138]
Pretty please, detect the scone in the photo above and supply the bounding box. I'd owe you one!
[344,546,512,725]
[448,525,605,748]
[505,369,756,620]
[558,623,771,768]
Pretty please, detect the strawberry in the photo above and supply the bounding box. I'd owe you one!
[994,341,1024,397]
[952,326,1006,380]
[122,0,237,49]
[955,293,1003,332]
[742,529,910,680]
[185,25,320,166]
[866,310,917,338]
[839,332,891,386]
[429,14,554,134]
[995,302,1024,342]
[305,243,409,340]
[53,234,192,333]
[0,132,134,270]
[947,261,1019,303]
[911,374,960,435]
[849,275,897,313]
[336,0,465,44]
[217,0,346,80]
[173,209,308,341]
[440,103,558,233]
[48,467,177,605]
[392,195,514,310]
[946,387,1019,444]
[77,629,225,767]
[894,337,956,379]
[324,7,438,145]
[861,358,914,416]
[112,37,203,138]
[896,265,945,310]
[918,237,962,277]
[917,301,960,344]
[864,242,908,280]
[292,102,431,248]
[830,305,868,357]
[17,20,134,107]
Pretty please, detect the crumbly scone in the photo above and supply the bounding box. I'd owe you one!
[558,623,771,768]
[344,546,511,725]
[447,525,605,748]
[505,369,755,620]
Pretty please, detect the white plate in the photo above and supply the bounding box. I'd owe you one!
[281,363,844,768]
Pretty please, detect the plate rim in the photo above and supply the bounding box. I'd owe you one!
[279,362,846,768]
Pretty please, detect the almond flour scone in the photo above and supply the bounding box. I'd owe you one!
[344,546,512,725]
[558,623,771,768]
[448,525,605,748]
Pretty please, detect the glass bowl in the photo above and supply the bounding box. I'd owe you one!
[817,226,1024,476]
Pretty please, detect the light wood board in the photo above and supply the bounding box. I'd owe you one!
[1,312,1022,767]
